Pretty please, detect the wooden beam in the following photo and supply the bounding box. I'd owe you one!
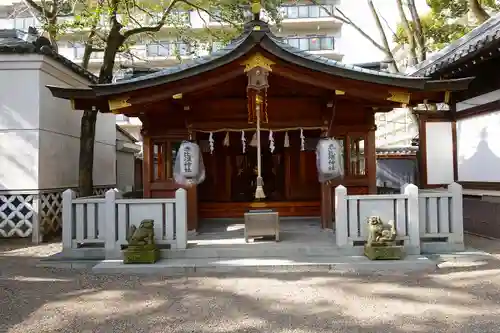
[185,119,327,131]
[128,68,244,105]
[272,64,400,105]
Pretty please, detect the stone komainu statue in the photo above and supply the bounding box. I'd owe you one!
[127,219,155,246]
[364,216,403,260]
[366,216,396,245]
[124,219,159,264]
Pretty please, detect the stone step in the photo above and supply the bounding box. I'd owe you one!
[165,243,343,259]
[37,259,100,269]
[92,255,437,276]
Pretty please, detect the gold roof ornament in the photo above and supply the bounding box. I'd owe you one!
[109,98,131,112]
[444,91,451,104]
[241,52,275,72]
[251,0,261,15]
[387,91,411,104]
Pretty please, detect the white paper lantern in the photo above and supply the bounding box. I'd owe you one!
[178,141,200,178]
[317,138,341,175]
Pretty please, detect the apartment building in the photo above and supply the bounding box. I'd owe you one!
[374,108,418,148]
[0,1,343,140]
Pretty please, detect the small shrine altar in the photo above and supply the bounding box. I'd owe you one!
[47,8,472,232]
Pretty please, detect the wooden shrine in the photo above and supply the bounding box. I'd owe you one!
[47,17,473,231]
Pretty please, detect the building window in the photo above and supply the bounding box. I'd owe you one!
[146,42,191,57]
[152,140,181,181]
[71,42,85,59]
[284,36,335,51]
[13,17,38,31]
[147,41,170,57]
[149,10,189,25]
[348,135,366,176]
[281,4,334,19]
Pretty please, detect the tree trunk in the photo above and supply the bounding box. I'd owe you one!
[78,25,123,196]
[78,110,97,196]
[395,0,417,66]
[468,0,490,24]
[407,0,425,61]
[367,0,399,72]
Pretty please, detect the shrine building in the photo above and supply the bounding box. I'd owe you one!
[47,18,473,232]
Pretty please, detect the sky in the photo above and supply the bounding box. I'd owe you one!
[338,0,430,64]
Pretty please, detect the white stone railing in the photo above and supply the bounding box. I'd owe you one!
[418,183,464,253]
[63,193,107,247]
[335,182,464,255]
[62,188,188,259]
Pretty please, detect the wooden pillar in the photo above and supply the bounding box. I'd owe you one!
[187,131,198,232]
[321,183,333,229]
[187,185,198,231]
[366,129,377,194]
[418,117,427,188]
[320,111,335,229]
[142,135,152,198]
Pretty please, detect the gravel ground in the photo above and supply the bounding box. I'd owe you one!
[1,235,500,333]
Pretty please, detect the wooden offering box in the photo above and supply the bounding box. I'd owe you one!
[244,209,279,242]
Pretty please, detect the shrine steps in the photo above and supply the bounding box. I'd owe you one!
[91,255,437,276]
[164,242,342,260]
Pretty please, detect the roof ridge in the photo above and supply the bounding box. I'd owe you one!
[411,12,500,76]
[0,28,97,83]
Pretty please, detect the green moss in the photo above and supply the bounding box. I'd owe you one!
[123,247,160,264]
[364,245,405,260]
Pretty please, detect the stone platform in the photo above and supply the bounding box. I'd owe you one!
[92,255,436,276]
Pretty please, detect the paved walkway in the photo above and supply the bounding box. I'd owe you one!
[1,234,500,332]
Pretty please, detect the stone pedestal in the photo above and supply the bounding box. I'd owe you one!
[124,245,160,264]
[364,245,405,260]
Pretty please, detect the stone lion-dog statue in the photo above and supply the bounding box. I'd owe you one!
[124,219,160,264]
[128,219,155,246]
[366,215,397,246]
[364,215,403,260]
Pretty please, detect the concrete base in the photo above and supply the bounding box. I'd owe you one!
[421,242,465,254]
[364,245,405,260]
[92,255,436,276]
[123,247,160,264]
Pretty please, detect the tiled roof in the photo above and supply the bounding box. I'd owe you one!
[376,146,418,156]
[0,29,97,83]
[410,13,500,77]
[97,19,446,94]
[46,19,474,101]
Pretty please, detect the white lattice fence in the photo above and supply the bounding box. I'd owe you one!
[39,192,63,236]
[0,194,35,238]
[0,186,115,242]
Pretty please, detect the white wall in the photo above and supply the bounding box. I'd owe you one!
[457,110,500,182]
[425,122,454,185]
[38,56,116,189]
[116,151,135,191]
[0,56,41,190]
[0,53,116,191]
[456,89,500,112]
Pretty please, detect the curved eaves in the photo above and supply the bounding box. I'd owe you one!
[91,30,261,96]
